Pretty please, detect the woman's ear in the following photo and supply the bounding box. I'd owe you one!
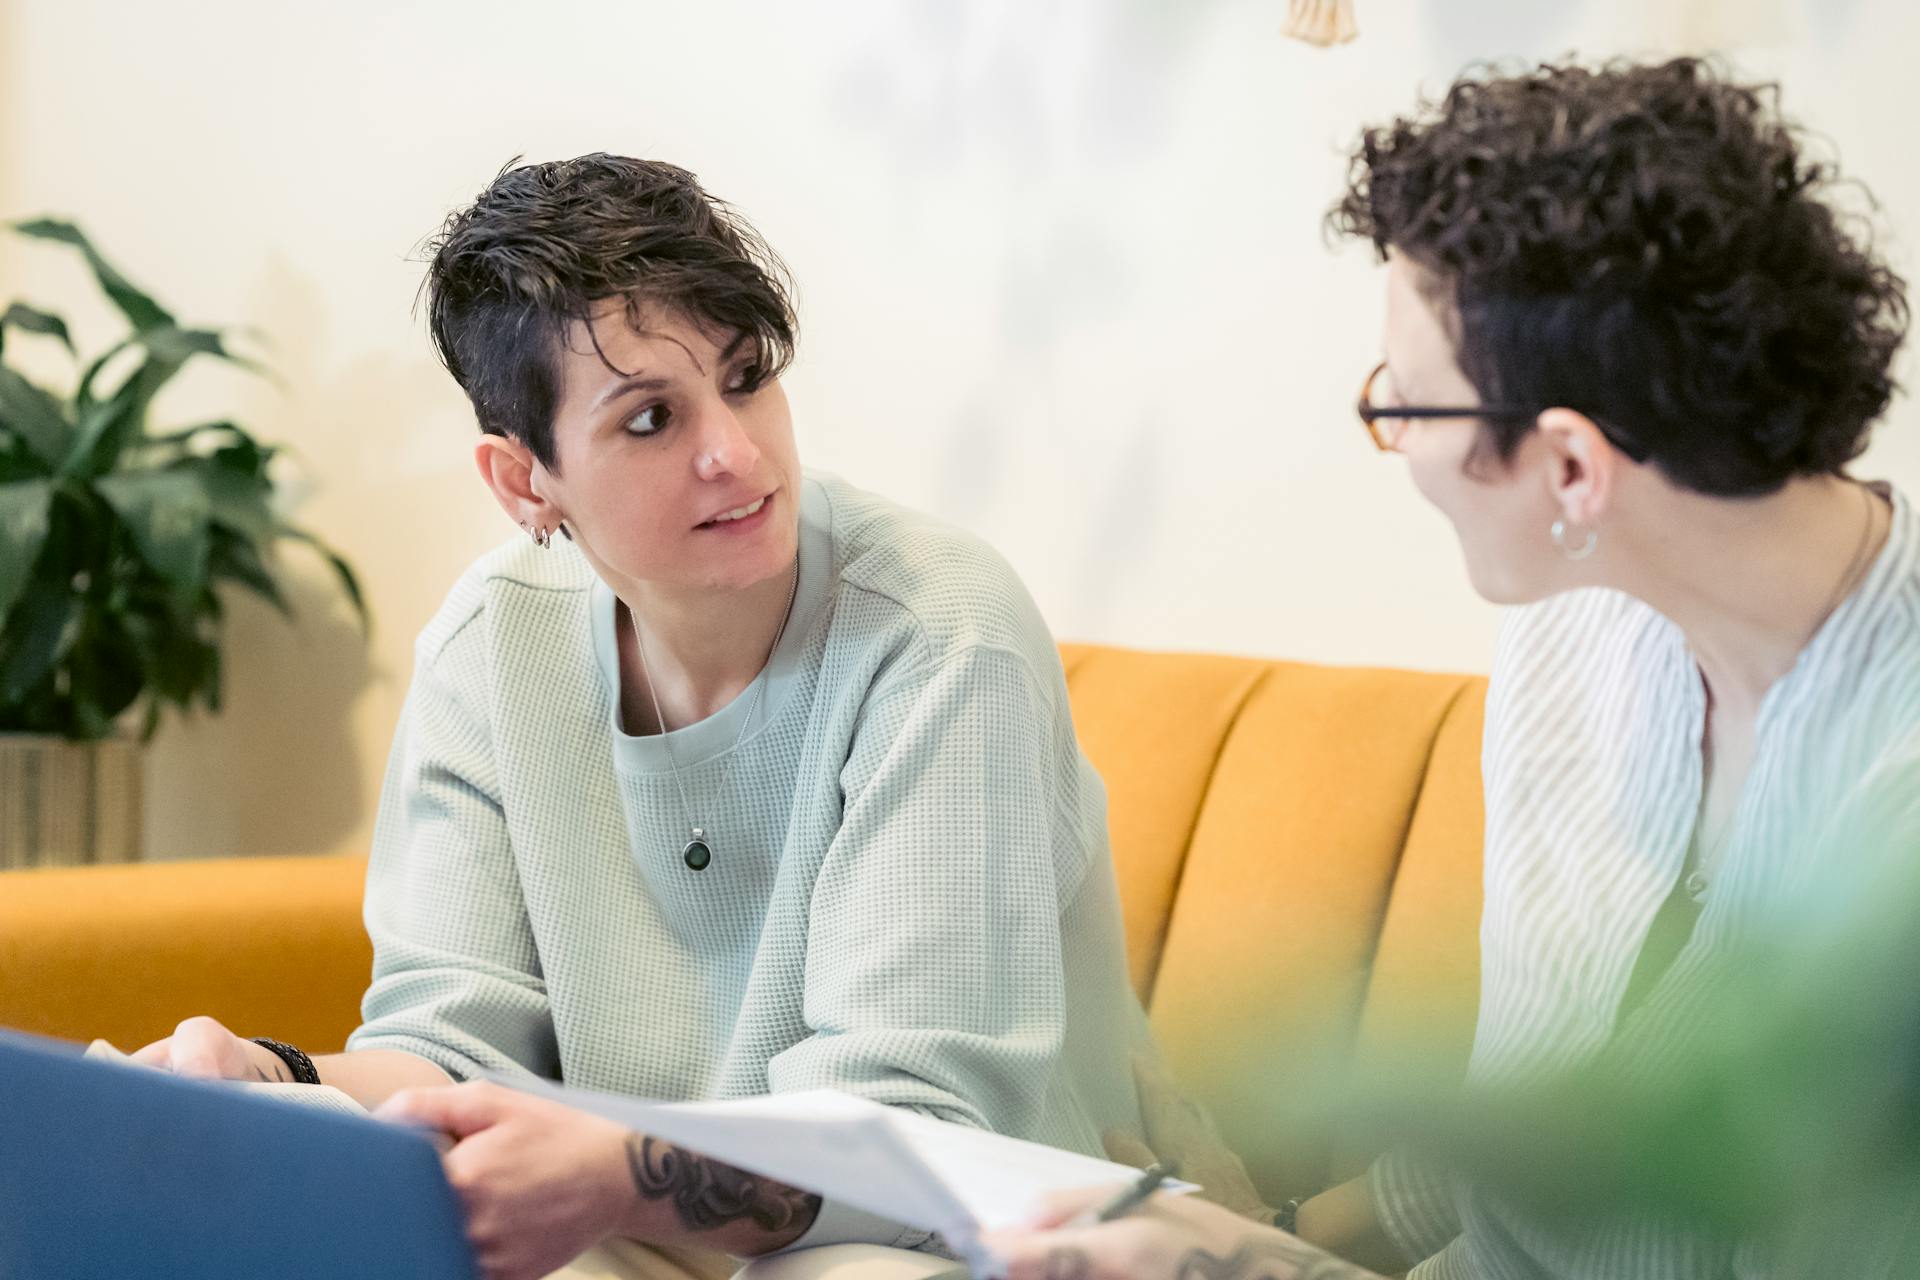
[1534,408,1621,529]
[474,435,566,531]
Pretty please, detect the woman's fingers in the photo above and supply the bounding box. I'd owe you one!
[377,1080,511,1140]
[128,1038,173,1068]
[1019,1182,1131,1230]
[158,1016,247,1078]
[989,1221,1152,1280]
[1103,1128,1159,1171]
[1132,1052,1215,1148]
[1125,1053,1272,1220]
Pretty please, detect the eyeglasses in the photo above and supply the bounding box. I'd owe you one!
[1355,361,1540,454]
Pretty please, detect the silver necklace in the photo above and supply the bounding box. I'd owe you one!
[629,560,800,872]
[1684,483,1880,902]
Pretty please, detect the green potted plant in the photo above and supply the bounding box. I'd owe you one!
[0,219,364,868]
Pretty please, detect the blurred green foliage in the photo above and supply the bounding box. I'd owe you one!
[0,220,365,740]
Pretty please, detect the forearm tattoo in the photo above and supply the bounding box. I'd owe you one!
[1173,1241,1376,1280]
[624,1135,822,1240]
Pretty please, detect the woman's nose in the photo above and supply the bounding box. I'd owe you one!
[693,406,761,481]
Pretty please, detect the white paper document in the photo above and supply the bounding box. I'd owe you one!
[503,1079,1193,1264]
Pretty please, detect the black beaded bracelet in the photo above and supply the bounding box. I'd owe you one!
[250,1036,322,1086]
[1272,1197,1303,1235]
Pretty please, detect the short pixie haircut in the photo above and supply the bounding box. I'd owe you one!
[1331,58,1908,497]
[424,154,797,470]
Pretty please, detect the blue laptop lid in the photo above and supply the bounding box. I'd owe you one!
[0,1028,478,1280]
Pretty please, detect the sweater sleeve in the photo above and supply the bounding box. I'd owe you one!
[347,626,559,1082]
[1405,1234,1475,1280]
[765,643,1082,1244]
[1367,1147,1462,1271]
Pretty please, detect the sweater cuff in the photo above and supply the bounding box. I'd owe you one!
[1406,1234,1473,1280]
[1367,1147,1460,1269]
[777,1198,937,1254]
[341,1029,528,1086]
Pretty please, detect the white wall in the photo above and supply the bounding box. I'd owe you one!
[2,0,1916,859]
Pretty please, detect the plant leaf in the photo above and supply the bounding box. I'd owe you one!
[176,452,275,542]
[94,470,212,597]
[202,638,223,714]
[0,365,71,469]
[279,524,370,634]
[62,608,146,739]
[1,303,75,357]
[73,338,135,411]
[143,419,256,453]
[208,530,290,617]
[64,329,264,478]
[0,478,53,619]
[0,447,43,485]
[77,330,261,410]
[67,352,189,479]
[141,326,265,375]
[119,608,185,700]
[12,218,174,333]
[0,574,81,704]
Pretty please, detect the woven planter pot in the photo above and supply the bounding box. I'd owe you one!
[0,735,143,869]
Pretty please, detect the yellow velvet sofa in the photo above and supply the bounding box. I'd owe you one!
[0,643,1487,1205]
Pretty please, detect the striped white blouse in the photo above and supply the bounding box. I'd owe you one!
[1373,483,1920,1279]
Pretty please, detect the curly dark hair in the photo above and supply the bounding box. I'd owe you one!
[1329,57,1908,496]
[423,154,797,470]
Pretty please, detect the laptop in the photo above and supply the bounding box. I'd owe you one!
[0,1027,478,1280]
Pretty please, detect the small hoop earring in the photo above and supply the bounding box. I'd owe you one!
[526,523,552,549]
[1551,518,1598,561]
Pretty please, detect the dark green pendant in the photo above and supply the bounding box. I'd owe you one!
[682,837,712,871]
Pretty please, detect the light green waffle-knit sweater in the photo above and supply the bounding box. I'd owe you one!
[348,472,1149,1250]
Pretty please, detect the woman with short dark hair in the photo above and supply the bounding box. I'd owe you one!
[989,57,1920,1280]
[134,155,1151,1280]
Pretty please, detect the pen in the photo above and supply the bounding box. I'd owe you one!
[1068,1160,1180,1227]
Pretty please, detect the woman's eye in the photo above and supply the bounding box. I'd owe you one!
[623,404,670,437]
[726,364,765,396]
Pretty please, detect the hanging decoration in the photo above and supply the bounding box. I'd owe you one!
[1282,0,1358,47]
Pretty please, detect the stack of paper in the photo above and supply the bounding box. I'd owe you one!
[507,1079,1192,1266]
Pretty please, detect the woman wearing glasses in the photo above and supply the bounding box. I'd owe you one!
[987,57,1920,1280]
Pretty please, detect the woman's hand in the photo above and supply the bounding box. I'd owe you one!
[1106,1053,1275,1222]
[377,1081,820,1278]
[984,1188,1380,1280]
[131,1016,290,1082]
[378,1081,639,1280]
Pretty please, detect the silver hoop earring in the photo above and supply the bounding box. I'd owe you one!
[1551,518,1598,561]
[527,523,552,550]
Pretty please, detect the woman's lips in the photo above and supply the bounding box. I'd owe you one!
[697,491,774,532]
